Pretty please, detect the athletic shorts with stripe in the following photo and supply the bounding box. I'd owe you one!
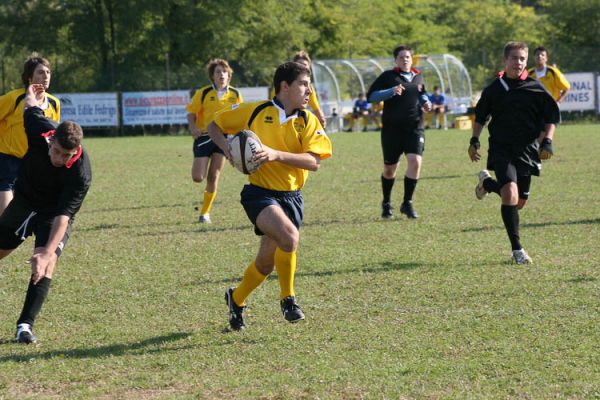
[193,135,224,158]
[0,195,71,255]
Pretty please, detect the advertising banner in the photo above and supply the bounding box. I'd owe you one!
[122,90,190,125]
[56,93,119,127]
[561,73,596,112]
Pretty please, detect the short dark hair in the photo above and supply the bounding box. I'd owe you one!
[433,86,440,91]
[393,45,412,58]
[54,121,83,150]
[273,62,311,95]
[21,52,51,87]
[534,46,548,57]
[503,41,528,59]
[206,58,233,82]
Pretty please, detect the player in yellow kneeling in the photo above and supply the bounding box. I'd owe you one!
[208,61,332,330]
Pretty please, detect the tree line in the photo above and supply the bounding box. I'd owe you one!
[0,0,597,94]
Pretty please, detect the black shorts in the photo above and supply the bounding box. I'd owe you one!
[0,195,71,255]
[240,184,304,236]
[193,135,224,158]
[490,158,533,199]
[0,153,21,191]
[381,125,425,164]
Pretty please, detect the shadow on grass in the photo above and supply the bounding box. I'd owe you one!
[420,174,464,180]
[135,215,405,238]
[566,275,597,283]
[195,261,424,286]
[0,331,192,363]
[84,202,190,214]
[461,217,600,233]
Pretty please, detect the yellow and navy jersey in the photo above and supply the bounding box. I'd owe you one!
[528,66,570,101]
[186,84,242,131]
[213,98,332,191]
[269,84,321,113]
[0,88,60,158]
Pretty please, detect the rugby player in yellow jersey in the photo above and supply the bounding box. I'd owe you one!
[186,59,243,223]
[0,53,60,214]
[208,61,332,331]
[528,47,570,104]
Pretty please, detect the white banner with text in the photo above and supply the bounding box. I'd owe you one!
[561,73,596,112]
[122,90,190,125]
[56,92,119,127]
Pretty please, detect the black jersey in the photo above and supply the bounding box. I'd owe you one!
[367,68,427,127]
[475,72,560,150]
[18,106,92,218]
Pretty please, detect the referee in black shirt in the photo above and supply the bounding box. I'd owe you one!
[0,84,92,343]
[368,45,432,219]
[469,42,559,264]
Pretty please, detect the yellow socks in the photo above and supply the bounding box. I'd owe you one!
[200,191,216,216]
[232,261,267,306]
[275,248,297,299]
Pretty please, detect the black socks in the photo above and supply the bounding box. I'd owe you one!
[501,205,521,250]
[17,277,52,327]
[381,175,395,203]
[403,176,418,203]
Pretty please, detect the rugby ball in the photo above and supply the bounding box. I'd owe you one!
[228,129,263,174]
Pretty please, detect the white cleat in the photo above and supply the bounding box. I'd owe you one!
[476,169,492,200]
[512,249,533,265]
[199,214,211,224]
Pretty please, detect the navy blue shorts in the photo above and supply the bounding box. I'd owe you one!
[0,153,21,191]
[240,184,304,236]
[193,135,224,158]
[0,194,71,255]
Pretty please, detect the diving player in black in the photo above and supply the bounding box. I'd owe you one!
[0,84,92,343]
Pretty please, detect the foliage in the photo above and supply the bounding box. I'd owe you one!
[0,0,597,92]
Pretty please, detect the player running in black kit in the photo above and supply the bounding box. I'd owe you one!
[469,42,559,264]
[367,45,431,219]
[0,84,92,343]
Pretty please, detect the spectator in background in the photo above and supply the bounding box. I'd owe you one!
[345,93,371,132]
[528,47,570,104]
[0,53,61,215]
[427,86,447,130]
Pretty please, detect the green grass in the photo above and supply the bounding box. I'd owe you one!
[1,125,599,399]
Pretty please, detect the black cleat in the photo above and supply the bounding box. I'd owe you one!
[400,201,418,219]
[15,323,37,344]
[224,287,246,331]
[280,296,305,323]
[381,202,393,219]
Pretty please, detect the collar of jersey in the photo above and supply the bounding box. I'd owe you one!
[212,83,229,99]
[271,97,301,125]
[496,70,528,80]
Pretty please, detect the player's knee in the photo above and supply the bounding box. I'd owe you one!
[191,173,205,183]
[278,229,299,253]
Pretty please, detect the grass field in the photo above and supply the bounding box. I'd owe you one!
[1,125,599,399]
